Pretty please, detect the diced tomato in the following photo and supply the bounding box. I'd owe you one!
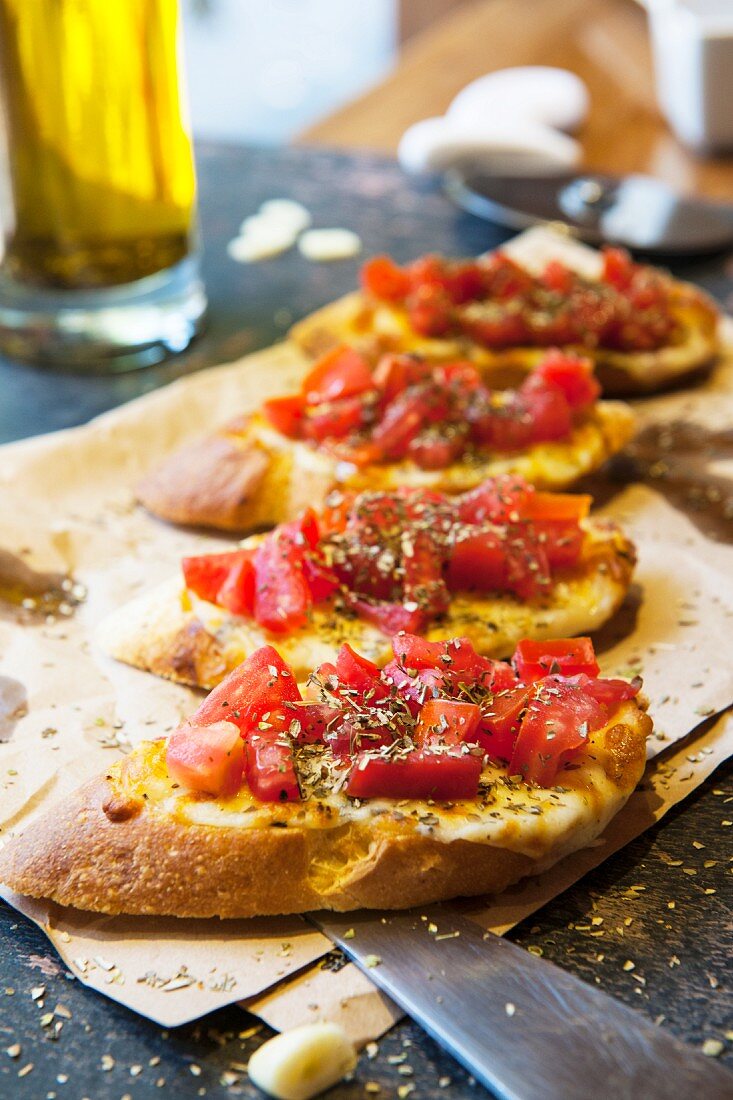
[370,389,430,458]
[519,492,590,569]
[335,643,389,702]
[348,596,427,636]
[566,674,640,710]
[480,253,535,300]
[302,552,340,602]
[416,699,481,747]
[513,638,600,682]
[534,351,600,410]
[361,255,411,301]
[521,492,592,524]
[391,634,514,695]
[289,702,342,743]
[381,659,447,712]
[372,354,412,403]
[503,539,551,601]
[319,491,358,535]
[191,646,302,733]
[302,346,374,405]
[602,246,635,291]
[461,307,528,349]
[302,395,367,442]
[166,721,244,797]
[346,749,482,800]
[510,677,606,785]
[408,429,467,470]
[402,527,450,620]
[407,283,454,337]
[253,528,312,633]
[447,528,507,593]
[182,549,253,607]
[519,376,573,442]
[245,727,300,802]
[216,551,257,616]
[541,260,575,295]
[435,360,483,388]
[456,475,532,525]
[443,262,487,304]
[261,394,306,438]
[477,686,533,761]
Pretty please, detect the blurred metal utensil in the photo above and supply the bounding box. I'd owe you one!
[446,169,733,257]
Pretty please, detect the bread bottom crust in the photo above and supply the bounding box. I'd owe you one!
[0,714,650,919]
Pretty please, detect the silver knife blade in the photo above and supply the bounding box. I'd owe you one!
[307,905,733,1100]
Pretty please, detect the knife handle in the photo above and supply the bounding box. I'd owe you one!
[311,906,733,1100]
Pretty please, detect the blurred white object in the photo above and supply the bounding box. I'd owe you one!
[647,0,733,151]
[247,1022,357,1100]
[398,115,581,176]
[448,67,589,134]
[257,200,313,234]
[298,228,362,261]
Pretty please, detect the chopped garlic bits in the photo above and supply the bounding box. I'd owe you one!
[298,228,362,262]
[247,1022,357,1100]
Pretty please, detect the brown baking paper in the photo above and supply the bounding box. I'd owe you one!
[1,229,732,1036]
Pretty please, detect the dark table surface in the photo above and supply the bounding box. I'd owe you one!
[0,143,732,1100]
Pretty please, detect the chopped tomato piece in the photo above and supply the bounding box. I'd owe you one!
[391,634,515,694]
[402,527,450,620]
[460,307,528,349]
[302,346,374,405]
[319,491,358,536]
[253,528,312,633]
[510,677,606,785]
[372,354,429,402]
[407,283,454,337]
[191,646,301,733]
[534,351,600,410]
[519,376,573,442]
[566,674,640,709]
[477,686,533,761]
[166,721,244,797]
[602,246,635,291]
[381,658,446,712]
[541,260,575,295]
[416,699,481,747]
[216,551,257,616]
[447,529,507,593]
[408,428,467,470]
[182,549,253,607]
[521,493,591,523]
[288,702,341,743]
[302,395,367,442]
[261,394,306,437]
[346,749,482,800]
[456,475,532,525]
[361,255,411,301]
[480,252,535,300]
[302,552,340,602]
[245,726,300,802]
[513,638,600,682]
[334,643,388,701]
[348,596,427,636]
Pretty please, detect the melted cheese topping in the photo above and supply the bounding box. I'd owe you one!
[118,700,646,863]
[188,520,632,678]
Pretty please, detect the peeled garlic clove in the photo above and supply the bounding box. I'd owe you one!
[247,1022,357,1100]
[298,228,362,261]
[448,67,590,134]
[258,199,313,234]
[399,115,580,176]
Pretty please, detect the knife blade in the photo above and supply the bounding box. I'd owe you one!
[307,905,733,1100]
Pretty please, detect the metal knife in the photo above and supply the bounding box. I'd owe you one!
[307,905,733,1100]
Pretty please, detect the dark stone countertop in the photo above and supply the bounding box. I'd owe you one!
[0,143,731,1100]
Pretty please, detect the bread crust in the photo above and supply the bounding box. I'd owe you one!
[0,708,651,919]
[135,401,635,534]
[98,520,635,690]
[290,284,720,397]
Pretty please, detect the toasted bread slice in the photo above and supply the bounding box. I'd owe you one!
[0,700,649,918]
[136,403,635,534]
[290,284,720,396]
[98,519,635,690]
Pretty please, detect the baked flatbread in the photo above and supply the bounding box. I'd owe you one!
[0,637,650,918]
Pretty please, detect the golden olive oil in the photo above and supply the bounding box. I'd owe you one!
[0,0,196,289]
